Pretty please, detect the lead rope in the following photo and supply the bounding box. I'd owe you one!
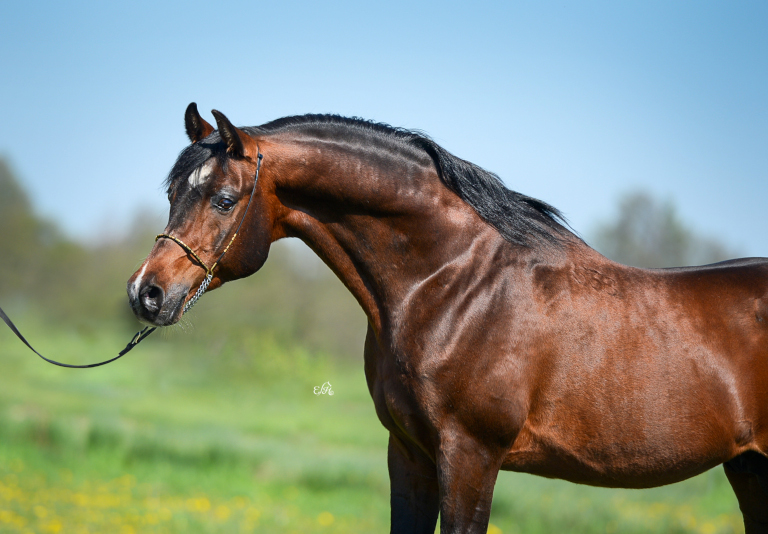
[0,153,263,368]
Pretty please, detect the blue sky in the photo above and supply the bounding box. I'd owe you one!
[1,1,767,256]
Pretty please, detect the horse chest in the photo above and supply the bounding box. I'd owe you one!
[364,327,532,462]
[365,350,440,453]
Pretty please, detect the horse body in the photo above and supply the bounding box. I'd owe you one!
[128,105,768,533]
[367,227,768,484]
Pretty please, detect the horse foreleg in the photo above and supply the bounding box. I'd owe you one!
[724,453,768,534]
[389,433,440,534]
[435,432,502,534]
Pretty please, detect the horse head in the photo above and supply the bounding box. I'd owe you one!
[127,104,274,326]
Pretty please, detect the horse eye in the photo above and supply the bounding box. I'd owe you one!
[215,198,235,212]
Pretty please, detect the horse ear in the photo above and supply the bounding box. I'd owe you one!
[184,102,214,143]
[211,109,246,158]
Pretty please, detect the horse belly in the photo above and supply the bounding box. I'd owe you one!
[500,372,747,488]
[501,422,737,488]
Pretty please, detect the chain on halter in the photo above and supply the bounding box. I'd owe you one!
[0,153,263,368]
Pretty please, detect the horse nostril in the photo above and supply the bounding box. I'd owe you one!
[139,284,164,313]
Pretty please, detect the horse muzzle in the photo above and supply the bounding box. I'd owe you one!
[127,270,189,326]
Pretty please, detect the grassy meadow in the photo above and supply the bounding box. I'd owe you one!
[0,303,745,534]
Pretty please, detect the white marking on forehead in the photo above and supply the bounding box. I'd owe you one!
[188,158,216,187]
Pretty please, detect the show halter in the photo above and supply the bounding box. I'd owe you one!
[0,153,263,368]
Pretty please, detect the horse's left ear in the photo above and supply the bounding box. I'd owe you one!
[211,109,249,158]
[185,102,214,143]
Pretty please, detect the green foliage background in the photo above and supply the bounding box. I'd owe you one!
[0,157,744,533]
[590,191,736,268]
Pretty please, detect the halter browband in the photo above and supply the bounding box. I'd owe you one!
[0,152,263,368]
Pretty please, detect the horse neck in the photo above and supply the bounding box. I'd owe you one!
[265,136,498,334]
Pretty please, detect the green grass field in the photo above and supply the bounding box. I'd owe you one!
[0,314,744,533]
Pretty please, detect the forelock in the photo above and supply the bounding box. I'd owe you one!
[164,134,226,194]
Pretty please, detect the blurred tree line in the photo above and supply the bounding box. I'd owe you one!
[2,155,738,362]
[0,158,87,313]
[590,191,736,268]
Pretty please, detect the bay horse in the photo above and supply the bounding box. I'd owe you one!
[127,103,768,533]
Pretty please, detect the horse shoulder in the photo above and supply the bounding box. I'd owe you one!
[367,232,540,454]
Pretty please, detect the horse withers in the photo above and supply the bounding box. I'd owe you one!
[127,103,768,533]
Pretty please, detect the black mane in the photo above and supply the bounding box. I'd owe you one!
[166,114,574,248]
